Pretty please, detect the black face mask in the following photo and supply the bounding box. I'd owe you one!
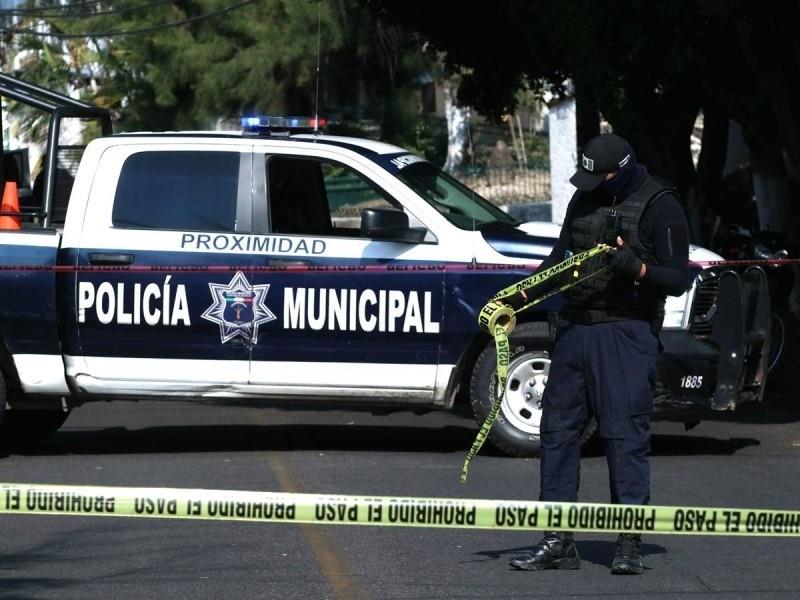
[597,162,637,200]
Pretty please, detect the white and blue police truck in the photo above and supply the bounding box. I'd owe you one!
[0,77,771,455]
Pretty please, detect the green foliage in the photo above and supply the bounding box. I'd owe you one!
[369,0,798,188]
[522,132,549,165]
[3,31,76,145]
[6,0,436,139]
[327,119,381,139]
[329,113,446,163]
[72,0,346,130]
[409,114,447,165]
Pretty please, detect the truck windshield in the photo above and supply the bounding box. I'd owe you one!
[394,161,518,230]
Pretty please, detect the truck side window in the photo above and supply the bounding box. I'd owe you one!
[266,156,400,237]
[112,151,239,232]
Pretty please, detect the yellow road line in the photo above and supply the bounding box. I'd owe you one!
[266,452,368,600]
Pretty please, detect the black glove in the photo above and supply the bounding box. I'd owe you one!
[500,289,530,310]
[608,238,643,279]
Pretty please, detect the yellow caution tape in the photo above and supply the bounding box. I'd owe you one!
[480,243,613,324]
[2,483,799,536]
[462,244,612,483]
[459,322,512,484]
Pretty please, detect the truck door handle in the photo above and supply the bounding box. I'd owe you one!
[88,253,134,266]
[267,259,310,267]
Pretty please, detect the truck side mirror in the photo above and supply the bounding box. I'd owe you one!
[360,207,418,242]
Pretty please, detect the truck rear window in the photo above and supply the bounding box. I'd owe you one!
[112,151,239,231]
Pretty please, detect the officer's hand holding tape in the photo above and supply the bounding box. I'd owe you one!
[501,287,531,311]
[608,236,644,280]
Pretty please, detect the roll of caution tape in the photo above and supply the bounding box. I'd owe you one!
[477,301,516,335]
[462,245,611,482]
[2,483,799,536]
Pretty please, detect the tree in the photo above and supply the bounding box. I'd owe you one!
[3,0,437,146]
[43,0,346,131]
[368,0,800,243]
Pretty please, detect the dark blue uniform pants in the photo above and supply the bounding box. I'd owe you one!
[539,320,658,506]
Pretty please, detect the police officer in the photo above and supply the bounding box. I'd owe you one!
[507,133,690,574]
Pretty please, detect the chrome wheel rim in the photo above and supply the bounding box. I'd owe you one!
[500,353,549,435]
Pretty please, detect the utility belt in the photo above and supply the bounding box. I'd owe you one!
[562,303,665,334]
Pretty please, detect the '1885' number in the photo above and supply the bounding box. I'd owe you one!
[680,375,704,389]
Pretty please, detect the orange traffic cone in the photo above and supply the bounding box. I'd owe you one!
[0,181,22,230]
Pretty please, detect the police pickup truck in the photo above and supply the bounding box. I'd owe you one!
[0,80,770,456]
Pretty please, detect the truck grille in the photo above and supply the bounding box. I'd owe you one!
[690,273,719,336]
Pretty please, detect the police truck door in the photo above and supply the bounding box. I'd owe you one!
[247,148,446,403]
[64,143,255,393]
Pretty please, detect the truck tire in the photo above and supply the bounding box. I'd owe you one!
[0,409,70,451]
[0,371,6,434]
[469,322,597,457]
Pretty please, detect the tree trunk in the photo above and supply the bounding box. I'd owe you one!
[443,77,470,172]
[736,9,800,174]
[735,4,800,244]
[747,124,790,235]
[574,77,600,148]
[610,91,709,244]
[696,103,730,229]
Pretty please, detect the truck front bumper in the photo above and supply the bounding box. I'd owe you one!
[655,266,771,413]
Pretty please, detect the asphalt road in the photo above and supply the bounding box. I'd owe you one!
[2,396,800,600]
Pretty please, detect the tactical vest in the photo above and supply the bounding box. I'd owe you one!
[562,176,674,326]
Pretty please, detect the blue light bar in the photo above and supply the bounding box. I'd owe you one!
[241,115,327,134]
[242,116,262,128]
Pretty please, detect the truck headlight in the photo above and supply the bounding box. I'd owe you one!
[662,290,692,329]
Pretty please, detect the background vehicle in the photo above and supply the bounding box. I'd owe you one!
[0,76,770,456]
[712,222,793,377]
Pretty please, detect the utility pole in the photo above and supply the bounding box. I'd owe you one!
[1,4,8,188]
[1,82,5,188]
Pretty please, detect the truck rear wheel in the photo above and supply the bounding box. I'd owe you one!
[0,409,70,451]
[469,322,597,457]
[0,371,6,434]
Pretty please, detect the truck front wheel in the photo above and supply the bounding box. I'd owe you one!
[469,322,597,457]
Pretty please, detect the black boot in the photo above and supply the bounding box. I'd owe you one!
[611,533,644,574]
[509,532,580,571]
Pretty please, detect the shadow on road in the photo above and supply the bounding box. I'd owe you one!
[0,522,240,599]
[21,424,478,456]
[694,398,800,425]
[579,433,760,459]
[650,434,760,456]
[576,539,667,568]
[472,539,667,569]
[2,423,764,459]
